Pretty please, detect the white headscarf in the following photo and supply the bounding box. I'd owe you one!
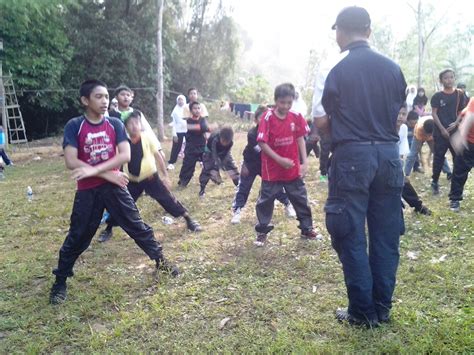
[170,94,187,134]
[406,85,417,110]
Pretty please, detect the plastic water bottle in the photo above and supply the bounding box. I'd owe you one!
[162,216,174,225]
[27,186,33,202]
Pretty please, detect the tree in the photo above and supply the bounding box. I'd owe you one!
[156,0,165,140]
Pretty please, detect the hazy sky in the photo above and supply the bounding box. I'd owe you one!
[229,0,472,86]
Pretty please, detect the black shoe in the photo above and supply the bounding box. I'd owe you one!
[198,189,205,198]
[377,312,391,324]
[156,257,179,277]
[335,309,379,328]
[413,167,424,174]
[447,172,452,181]
[98,228,113,243]
[450,200,460,212]
[415,205,432,216]
[49,282,67,305]
[254,233,268,247]
[186,219,202,232]
[431,181,440,195]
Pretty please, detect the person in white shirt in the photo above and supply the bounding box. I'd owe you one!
[167,94,187,170]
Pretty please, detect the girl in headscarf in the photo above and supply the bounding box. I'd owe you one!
[167,94,187,170]
[406,85,417,111]
[413,87,428,116]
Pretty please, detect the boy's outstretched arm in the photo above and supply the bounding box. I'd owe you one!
[67,141,131,181]
[258,142,294,169]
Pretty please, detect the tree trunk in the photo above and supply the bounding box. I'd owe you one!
[156,0,165,141]
[417,0,423,89]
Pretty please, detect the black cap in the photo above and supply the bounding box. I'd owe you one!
[332,6,371,30]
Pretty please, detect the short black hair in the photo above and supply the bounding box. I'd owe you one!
[114,85,132,98]
[439,68,455,81]
[400,102,408,109]
[219,126,234,142]
[274,83,295,101]
[124,110,142,125]
[187,87,197,95]
[423,118,434,134]
[417,87,425,94]
[407,110,419,121]
[189,101,200,111]
[80,79,107,98]
[254,105,268,121]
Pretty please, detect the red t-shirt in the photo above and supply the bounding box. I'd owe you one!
[63,116,128,190]
[257,109,309,181]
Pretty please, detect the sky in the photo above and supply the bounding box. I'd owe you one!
[228,0,472,87]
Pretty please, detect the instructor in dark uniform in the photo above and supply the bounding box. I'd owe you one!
[319,7,407,327]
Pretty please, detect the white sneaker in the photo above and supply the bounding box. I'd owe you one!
[231,208,242,224]
[167,164,175,170]
[285,203,297,218]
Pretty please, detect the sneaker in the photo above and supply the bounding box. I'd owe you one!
[284,203,297,218]
[413,167,424,174]
[446,172,452,181]
[186,219,202,232]
[254,233,268,247]
[49,282,67,305]
[415,205,432,216]
[301,229,323,241]
[335,308,379,328]
[167,163,175,170]
[98,228,113,243]
[198,189,205,198]
[431,181,439,195]
[231,208,242,224]
[319,175,328,182]
[156,257,179,277]
[449,200,460,212]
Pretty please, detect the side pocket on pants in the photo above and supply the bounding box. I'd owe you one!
[324,197,352,239]
[386,158,404,193]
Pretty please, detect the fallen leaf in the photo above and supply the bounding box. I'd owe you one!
[406,251,419,260]
[219,317,231,330]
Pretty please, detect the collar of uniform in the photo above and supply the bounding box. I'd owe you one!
[342,40,370,52]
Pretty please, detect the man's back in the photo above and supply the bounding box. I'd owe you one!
[322,41,406,145]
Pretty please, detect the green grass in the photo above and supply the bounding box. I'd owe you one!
[0,113,473,352]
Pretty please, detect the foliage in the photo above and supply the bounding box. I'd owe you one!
[0,0,72,110]
[0,0,241,139]
[230,75,272,104]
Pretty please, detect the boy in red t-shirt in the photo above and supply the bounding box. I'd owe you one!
[49,80,178,305]
[254,83,323,246]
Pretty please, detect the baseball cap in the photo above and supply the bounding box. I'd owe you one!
[332,6,371,30]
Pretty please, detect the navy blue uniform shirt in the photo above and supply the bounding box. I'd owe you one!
[322,41,406,146]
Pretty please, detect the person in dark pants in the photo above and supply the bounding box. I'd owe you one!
[254,83,323,247]
[397,105,431,215]
[430,69,468,194]
[198,126,239,197]
[98,110,202,242]
[449,98,474,211]
[231,105,296,224]
[50,80,179,305]
[316,7,407,327]
[167,94,187,170]
[178,102,210,187]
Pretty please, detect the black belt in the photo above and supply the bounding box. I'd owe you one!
[338,140,394,146]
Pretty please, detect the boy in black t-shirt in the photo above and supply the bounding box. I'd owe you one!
[198,126,239,197]
[49,80,178,305]
[430,69,468,194]
[178,102,210,187]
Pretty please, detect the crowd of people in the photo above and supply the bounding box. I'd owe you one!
[46,6,473,331]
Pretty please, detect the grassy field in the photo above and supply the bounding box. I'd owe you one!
[0,113,473,353]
